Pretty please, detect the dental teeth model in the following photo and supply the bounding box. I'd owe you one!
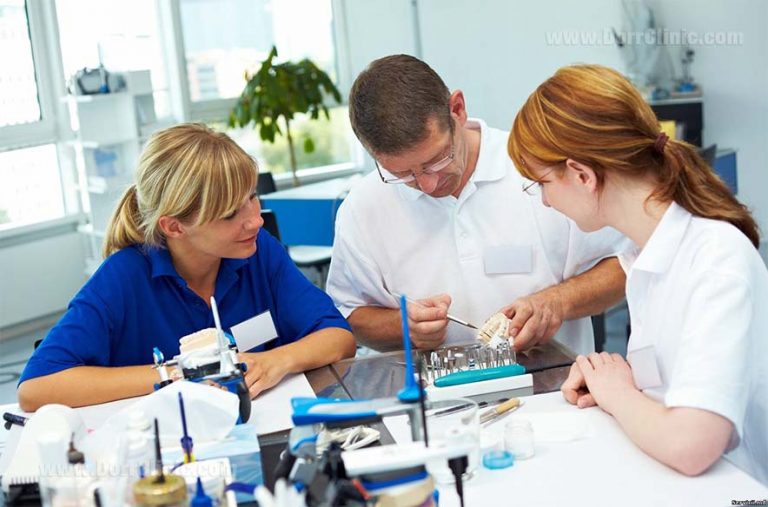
[476,312,511,348]
[179,328,219,354]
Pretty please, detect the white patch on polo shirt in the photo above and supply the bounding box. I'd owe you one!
[231,310,278,351]
[483,244,533,275]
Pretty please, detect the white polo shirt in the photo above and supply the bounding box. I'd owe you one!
[327,119,627,354]
[620,201,768,485]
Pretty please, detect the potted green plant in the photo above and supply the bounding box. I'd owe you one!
[229,46,342,187]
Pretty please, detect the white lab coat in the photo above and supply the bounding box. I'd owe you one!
[327,119,627,354]
[620,201,768,485]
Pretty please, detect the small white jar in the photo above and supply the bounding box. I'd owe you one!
[504,419,535,459]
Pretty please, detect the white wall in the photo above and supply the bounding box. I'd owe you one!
[417,0,624,131]
[652,0,768,241]
[0,230,86,331]
[342,0,768,243]
[335,0,419,94]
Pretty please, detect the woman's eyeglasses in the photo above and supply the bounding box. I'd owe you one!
[521,167,556,195]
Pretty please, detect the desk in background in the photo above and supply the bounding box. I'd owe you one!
[260,175,361,247]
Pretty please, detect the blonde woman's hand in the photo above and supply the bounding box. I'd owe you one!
[238,349,294,399]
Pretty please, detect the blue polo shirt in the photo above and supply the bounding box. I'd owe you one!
[20,230,350,383]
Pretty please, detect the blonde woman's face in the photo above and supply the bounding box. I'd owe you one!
[182,190,264,260]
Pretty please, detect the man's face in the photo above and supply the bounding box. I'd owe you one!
[374,117,465,198]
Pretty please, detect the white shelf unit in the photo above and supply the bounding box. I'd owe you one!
[64,70,160,275]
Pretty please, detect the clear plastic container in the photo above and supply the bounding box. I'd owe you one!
[504,419,535,459]
[424,398,480,484]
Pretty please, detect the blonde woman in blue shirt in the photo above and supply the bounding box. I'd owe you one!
[18,123,355,411]
[508,65,767,484]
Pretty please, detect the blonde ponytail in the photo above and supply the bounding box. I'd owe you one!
[103,185,145,257]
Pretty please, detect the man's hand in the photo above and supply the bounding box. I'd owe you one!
[501,289,564,351]
[406,294,451,349]
[575,352,637,415]
[238,349,294,399]
[561,361,596,409]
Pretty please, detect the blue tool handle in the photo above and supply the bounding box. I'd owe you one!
[433,364,527,388]
[291,397,378,425]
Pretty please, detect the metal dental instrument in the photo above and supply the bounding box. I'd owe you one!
[446,314,478,330]
[430,351,442,380]
[400,295,479,330]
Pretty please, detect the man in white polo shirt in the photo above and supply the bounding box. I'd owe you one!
[327,55,628,354]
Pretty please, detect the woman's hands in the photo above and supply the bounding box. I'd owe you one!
[561,352,638,414]
[238,348,296,399]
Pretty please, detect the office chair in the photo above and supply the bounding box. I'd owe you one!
[261,209,281,242]
[257,171,278,196]
[260,208,333,289]
[286,245,333,288]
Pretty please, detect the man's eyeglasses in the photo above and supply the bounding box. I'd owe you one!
[375,136,456,185]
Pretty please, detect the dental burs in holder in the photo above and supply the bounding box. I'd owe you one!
[419,339,533,402]
[420,340,516,382]
[430,351,442,382]
[496,338,516,366]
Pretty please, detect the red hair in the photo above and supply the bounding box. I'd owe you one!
[509,64,759,248]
